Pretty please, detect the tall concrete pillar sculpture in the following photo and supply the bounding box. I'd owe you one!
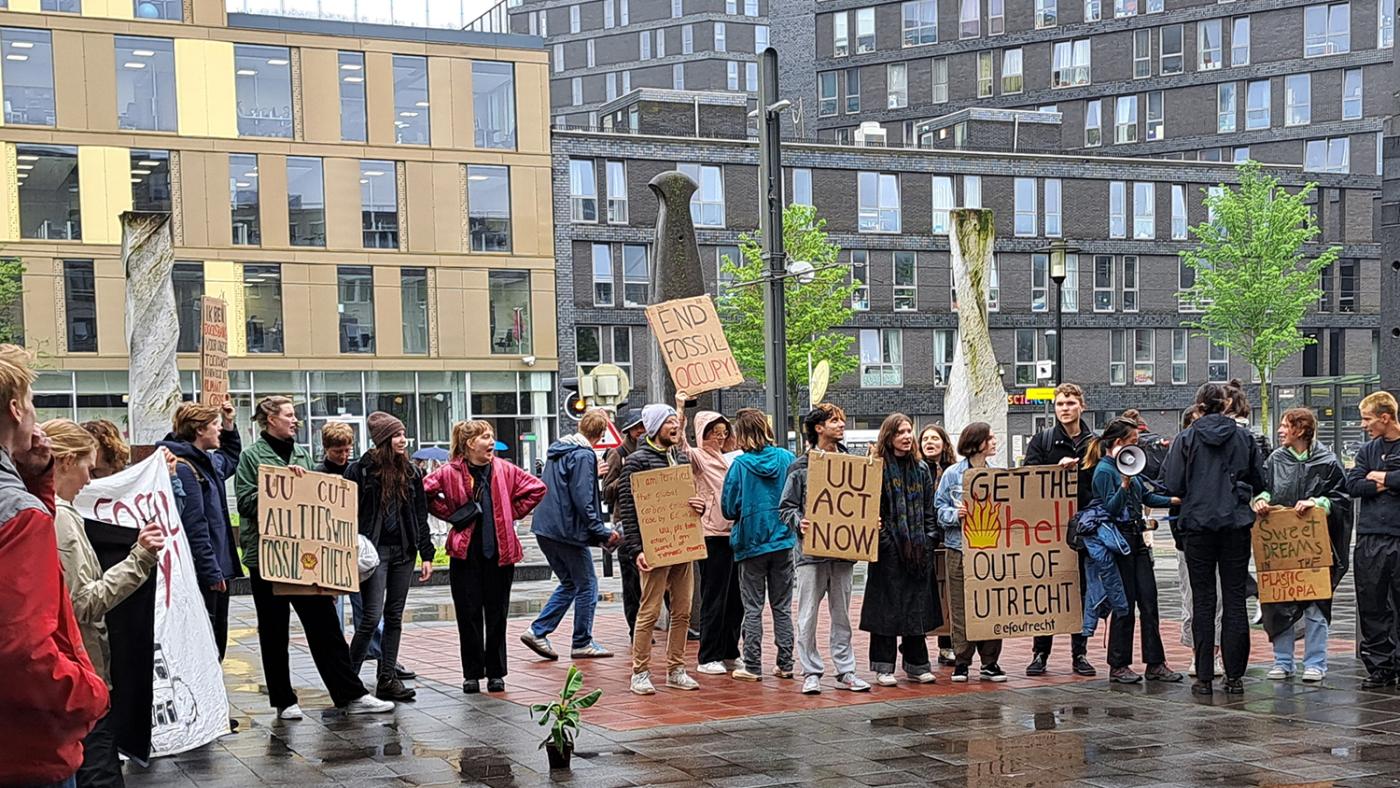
[944,208,1008,466]
[647,171,708,408]
[122,211,182,445]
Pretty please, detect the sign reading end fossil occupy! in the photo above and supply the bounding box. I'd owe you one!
[802,451,882,562]
[961,466,1083,640]
[258,466,360,594]
[644,295,744,397]
[1253,506,1333,604]
[632,465,708,568]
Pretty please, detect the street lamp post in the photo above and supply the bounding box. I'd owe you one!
[1040,239,1079,387]
[757,47,793,442]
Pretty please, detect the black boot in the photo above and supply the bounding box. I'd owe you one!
[376,678,416,701]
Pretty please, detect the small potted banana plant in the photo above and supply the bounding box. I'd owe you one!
[529,665,602,770]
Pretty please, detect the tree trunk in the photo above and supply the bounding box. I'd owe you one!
[1259,370,1271,436]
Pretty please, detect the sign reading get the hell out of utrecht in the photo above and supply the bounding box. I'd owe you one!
[1253,506,1333,603]
[632,465,708,568]
[644,295,744,397]
[258,466,360,594]
[961,466,1082,640]
[802,451,882,562]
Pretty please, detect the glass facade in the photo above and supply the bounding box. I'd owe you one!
[473,61,517,149]
[468,165,512,252]
[234,44,293,138]
[393,55,430,144]
[173,262,204,353]
[401,268,429,355]
[337,266,375,353]
[115,36,177,131]
[488,270,531,355]
[130,150,171,212]
[134,0,182,19]
[17,145,81,241]
[63,260,97,353]
[230,154,261,245]
[287,156,325,247]
[1,28,55,126]
[338,51,367,142]
[360,160,398,248]
[244,264,284,353]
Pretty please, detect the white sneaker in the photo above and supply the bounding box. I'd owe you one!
[631,671,656,695]
[277,704,304,720]
[666,669,700,691]
[344,695,395,715]
[802,675,822,695]
[696,661,728,675]
[1267,665,1292,680]
[731,667,762,681]
[913,671,937,684]
[875,672,898,687]
[1301,667,1325,683]
[771,666,794,679]
[836,672,871,692]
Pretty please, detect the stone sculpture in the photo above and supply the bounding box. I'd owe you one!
[647,170,708,407]
[944,208,1009,466]
[122,211,182,445]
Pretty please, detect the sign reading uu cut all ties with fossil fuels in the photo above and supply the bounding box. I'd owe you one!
[644,295,744,397]
[258,466,360,595]
[960,466,1082,640]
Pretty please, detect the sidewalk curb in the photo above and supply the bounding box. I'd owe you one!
[227,562,556,596]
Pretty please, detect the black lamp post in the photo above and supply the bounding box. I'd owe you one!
[1040,239,1080,386]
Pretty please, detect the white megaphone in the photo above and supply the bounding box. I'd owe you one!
[1115,444,1147,477]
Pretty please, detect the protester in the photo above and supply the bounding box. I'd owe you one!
[0,346,110,787]
[424,420,545,694]
[861,413,942,686]
[781,403,871,694]
[1021,384,1097,678]
[604,408,646,638]
[615,404,707,694]
[935,421,1005,683]
[521,410,620,661]
[344,412,435,701]
[1253,407,1351,683]
[235,396,393,718]
[721,408,797,682]
[1120,409,1171,484]
[1162,382,1266,695]
[157,401,241,661]
[1083,417,1182,684]
[677,401,742,676]
[919,424,958,667]
[1346,391,1400,689]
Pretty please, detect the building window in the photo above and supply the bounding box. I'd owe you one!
[336,267,375,354]
[597,160,626,224]
[474,61,516,150]
[1035,0,1058,27]
[17,145,80,240]
[715,21,727,51]
[887,63,908,108]
[591,244,614,306]
[1131,29,1151,80]
[286,156,324,247]
[1305,137,1350,172]
[1382,0,1395,47]
[234,44,292,138]
[1208,342,1229,381]
[577,326,602,373]
[819,72,838,116]
[989,0,1005,33]
[173,262,203,353]
[1171,184,1188,240]
[678,163,725,227]
[1160,25,1183,74]
[1109,329,1127,385]
[833,12,849,55]
[1281,74,1312,127]
[1012,178,1037,237]
[1115,95,1137,143]
[488,270,532,355]
[1132,183,1155,240]
[1051,39,1091,88]
[960,0,979,38]
[657,29,666,57]
[243,265,283,354]
[1245,79,1270,129]
[931,58,948,103]
[894,252,916,311]
[337,51,368,142]
[1119,255,1138,312]
[1198,19,1223,70]
[903,0,938,45]
[392,55,430,145]
[682,24,694,54]
[756,25,771,52]
[1304,3,1350,56]
[1107,182,1127,240]
[1093,255,1115,312]
[1342,68,1363,119]
[228,154,260,245]
[467,165,512,252]
[115,36,176,132]
[1169,329,1188,384]
[64,260,97,353]
[570,77,582,107]
[934,329,956,386]
[605,0,615,27]
[962,175,982,208]
[569,159,597,222]
[851,250,869,310]
[1015,329,1040,386]
[130,149,170,212]
[1232,17,1251,64]
[1032,255,1049,313]
[1218,83,1237,132]
[623,244,649,307]
[1085,0,1101,20]
[134,0,182,19]
[1339,259,1358,313]
[1084,99,1102,146]
[1116,0,1138,18]
[977,51,993,97]
[571,3,582,30]
[672,64,685,90]
[1039,178,1063,238]
[400,268,429,355]
[1001,49,1023,94]
[931,176,953,234]
[856,7,876,52]
[1146,91,1164,140]
[360,160,397,249]
[746,0,758,15]
[858,172,900,233]
[0,28,54,126]
[860,329,902,387]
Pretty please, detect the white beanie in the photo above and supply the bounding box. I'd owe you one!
[641,404,677,437]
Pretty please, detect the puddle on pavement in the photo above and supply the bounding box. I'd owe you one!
[965,731,1086,787]
[401,599,544,624]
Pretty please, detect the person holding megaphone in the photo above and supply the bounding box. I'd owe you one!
[1083,417,1183,685]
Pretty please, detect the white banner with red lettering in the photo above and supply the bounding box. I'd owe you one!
[72,453,229,756]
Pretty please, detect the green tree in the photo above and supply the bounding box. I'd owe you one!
[1179,160,1340,430]
[717,204,857,439]
[0,258,24,345]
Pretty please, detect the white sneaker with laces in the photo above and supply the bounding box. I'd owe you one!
[836,672,871,692]
[631,671,656,695]
[1301,667,1325,683]
[1267,665,1292,680]
[666,669,700,691]
[913,671,937,684]
[345,695,395,715]
[731,667,762,681]
[875,672,898,687]
[802,675,822,694]
[696,661,728,675]
[277,704,304,720]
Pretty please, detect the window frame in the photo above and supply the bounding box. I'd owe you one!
[857,172,901,233]
[893,251,917,311]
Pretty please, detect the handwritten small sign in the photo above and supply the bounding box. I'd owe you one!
[199,296,228,405]
[632,465,707,568]
[257,466,359,594]
[1253,507,1332,602]
[644,295,743,397]
[802,451,881,562]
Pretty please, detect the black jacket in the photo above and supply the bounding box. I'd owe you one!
[615,440,686,564]
[1023,419,1095,508]
[156,428,242,586]
[345,455,435,563]
[857,456,943,637]
[1161,413,1267,532]
[602,434,639,515]
[1346,435,1400,538]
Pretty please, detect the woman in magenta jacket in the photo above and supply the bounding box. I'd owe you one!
[425,420,546,694]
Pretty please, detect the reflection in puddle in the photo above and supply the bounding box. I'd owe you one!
[966,731,1085,787]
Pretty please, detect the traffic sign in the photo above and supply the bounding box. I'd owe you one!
[594,419,624,451]
[809,359,831,407]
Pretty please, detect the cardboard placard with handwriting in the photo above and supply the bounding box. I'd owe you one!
[200,296,229,405]
[644,295,744,397]
[257,466,359,594]
[632,465,708,568]
[932,549,951,636]
[802,451,882,562]
[1253,506,1333,603]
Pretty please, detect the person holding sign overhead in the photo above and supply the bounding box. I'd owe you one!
[1251,407,1350,683]
[861,413,943,687]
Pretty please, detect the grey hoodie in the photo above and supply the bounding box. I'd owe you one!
[779,447,855,567]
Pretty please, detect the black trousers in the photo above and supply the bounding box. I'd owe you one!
[351,548,415,682]
[249,568,366,709]
[1184,529,1252,681]
[76,712,122,788]
[450,552,516,680]
[697,535,743,664]
[870,634,930,675]
[620,546,642,639]
[1355,534,1400,674]
[1108,532,1166,669]
[202,586,230,662]
[1032,554,1088,659]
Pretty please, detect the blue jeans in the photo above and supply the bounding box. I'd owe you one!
[530,535,598,649]
[347,592,383,660]
[1271,603,1328,673]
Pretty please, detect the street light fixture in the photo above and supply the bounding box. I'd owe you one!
[1038,238,1080,386]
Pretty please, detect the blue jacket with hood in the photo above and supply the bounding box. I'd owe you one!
[721,445,796,561]
[531,435,614,547]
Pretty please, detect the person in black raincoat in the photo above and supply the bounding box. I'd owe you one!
[859,413,943,686]
[1252,407,1351,683]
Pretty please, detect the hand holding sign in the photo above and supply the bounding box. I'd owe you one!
[644,295,743,397]
[802,451,881,562]
[258,465,359,594]
[1252,505,1332,603]
[632,465,708,568]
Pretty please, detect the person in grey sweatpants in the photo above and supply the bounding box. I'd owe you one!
[778,403,873,695]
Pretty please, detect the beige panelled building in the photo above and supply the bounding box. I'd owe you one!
[0,0,558,466]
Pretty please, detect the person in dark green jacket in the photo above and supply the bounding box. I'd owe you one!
[234,395,393,720]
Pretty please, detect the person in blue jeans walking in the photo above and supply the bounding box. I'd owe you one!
[1252,407,1351,683]
[521,410,620,660]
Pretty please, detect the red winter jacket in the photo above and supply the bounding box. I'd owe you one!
[0,453,109,784]
[424,457,546,565]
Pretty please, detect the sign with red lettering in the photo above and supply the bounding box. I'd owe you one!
[644,295,744,398]
[257,466,360,594]
[960,466,1083,640]
[803,450,882,562]
[632,464,707,568]
[199,296,228,405]
[1253,507,1332,602]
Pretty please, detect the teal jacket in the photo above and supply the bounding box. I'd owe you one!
[721,445,796,562]
[234,434,313,573]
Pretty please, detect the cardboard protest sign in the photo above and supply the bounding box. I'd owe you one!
[932,549,951,636]
[199,296,228,405]
[644,295,743,397]
[257,466,360,594]
[802,451,881,561]
[1253,506,1333,603]
[632,464,707,568]
[961,466,1082,640]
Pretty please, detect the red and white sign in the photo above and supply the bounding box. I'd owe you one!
[595,419,624,451]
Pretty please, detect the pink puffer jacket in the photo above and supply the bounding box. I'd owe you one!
[424,457,546,565]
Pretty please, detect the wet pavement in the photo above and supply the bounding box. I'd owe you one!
[124,533,1400,787]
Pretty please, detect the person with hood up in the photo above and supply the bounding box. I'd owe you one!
[521,410,620,661]
[1162,382,1267,696]
[721,408,797,682]
[678,400,742,676]
[604,408,647,638]
[157,400,241,661]
[1252,407,1351,683]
